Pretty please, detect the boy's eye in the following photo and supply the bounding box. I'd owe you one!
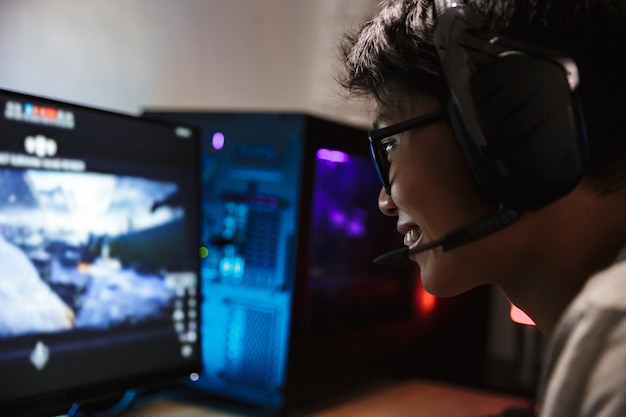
[381,137,397,156]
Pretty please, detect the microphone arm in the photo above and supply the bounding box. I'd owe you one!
[373,207,522,266]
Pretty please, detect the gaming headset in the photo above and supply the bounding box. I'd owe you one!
[432,0,588,210]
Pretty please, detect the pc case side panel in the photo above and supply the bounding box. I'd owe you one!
[285,116,422,409]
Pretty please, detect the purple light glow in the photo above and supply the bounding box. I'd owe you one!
[326,208,367,237]
[347,219,366,237]
[212,132,225,150]
[316,148,349,163]
[328,208,346,228]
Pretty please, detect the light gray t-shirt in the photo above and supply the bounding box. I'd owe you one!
[537,248,626,417]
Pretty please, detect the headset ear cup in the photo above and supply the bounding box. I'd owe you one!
[447,100,504,206]
[468,54,586,209]
[433,4,587,210]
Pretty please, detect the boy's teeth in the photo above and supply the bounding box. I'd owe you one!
[404,228,420,247]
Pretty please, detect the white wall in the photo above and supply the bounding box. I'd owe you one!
[0,0,377,126]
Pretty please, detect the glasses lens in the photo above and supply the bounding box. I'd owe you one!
[366,109,448,196]
[368,135,391,194]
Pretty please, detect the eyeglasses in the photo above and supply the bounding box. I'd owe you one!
[368,109,449,194]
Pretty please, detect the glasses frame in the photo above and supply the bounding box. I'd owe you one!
[368,109,449,194]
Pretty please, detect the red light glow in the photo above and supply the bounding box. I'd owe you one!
[510,303,535,326]
[415,281,437,317]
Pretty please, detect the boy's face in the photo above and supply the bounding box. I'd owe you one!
[374,95,509,296]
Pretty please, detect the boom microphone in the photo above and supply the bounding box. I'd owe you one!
[373,207,522,266]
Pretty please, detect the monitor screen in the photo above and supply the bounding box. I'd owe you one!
[0,90,201,417]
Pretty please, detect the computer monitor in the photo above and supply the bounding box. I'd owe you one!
[0,89,202,417]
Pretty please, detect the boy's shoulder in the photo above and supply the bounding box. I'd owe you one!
[581,253,626,311]
[538,248,626,417]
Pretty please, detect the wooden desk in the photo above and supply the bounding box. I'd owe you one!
[304,379,531,417]
[123,379,532,417]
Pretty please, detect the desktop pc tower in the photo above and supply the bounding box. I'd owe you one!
[142,111,492,414]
